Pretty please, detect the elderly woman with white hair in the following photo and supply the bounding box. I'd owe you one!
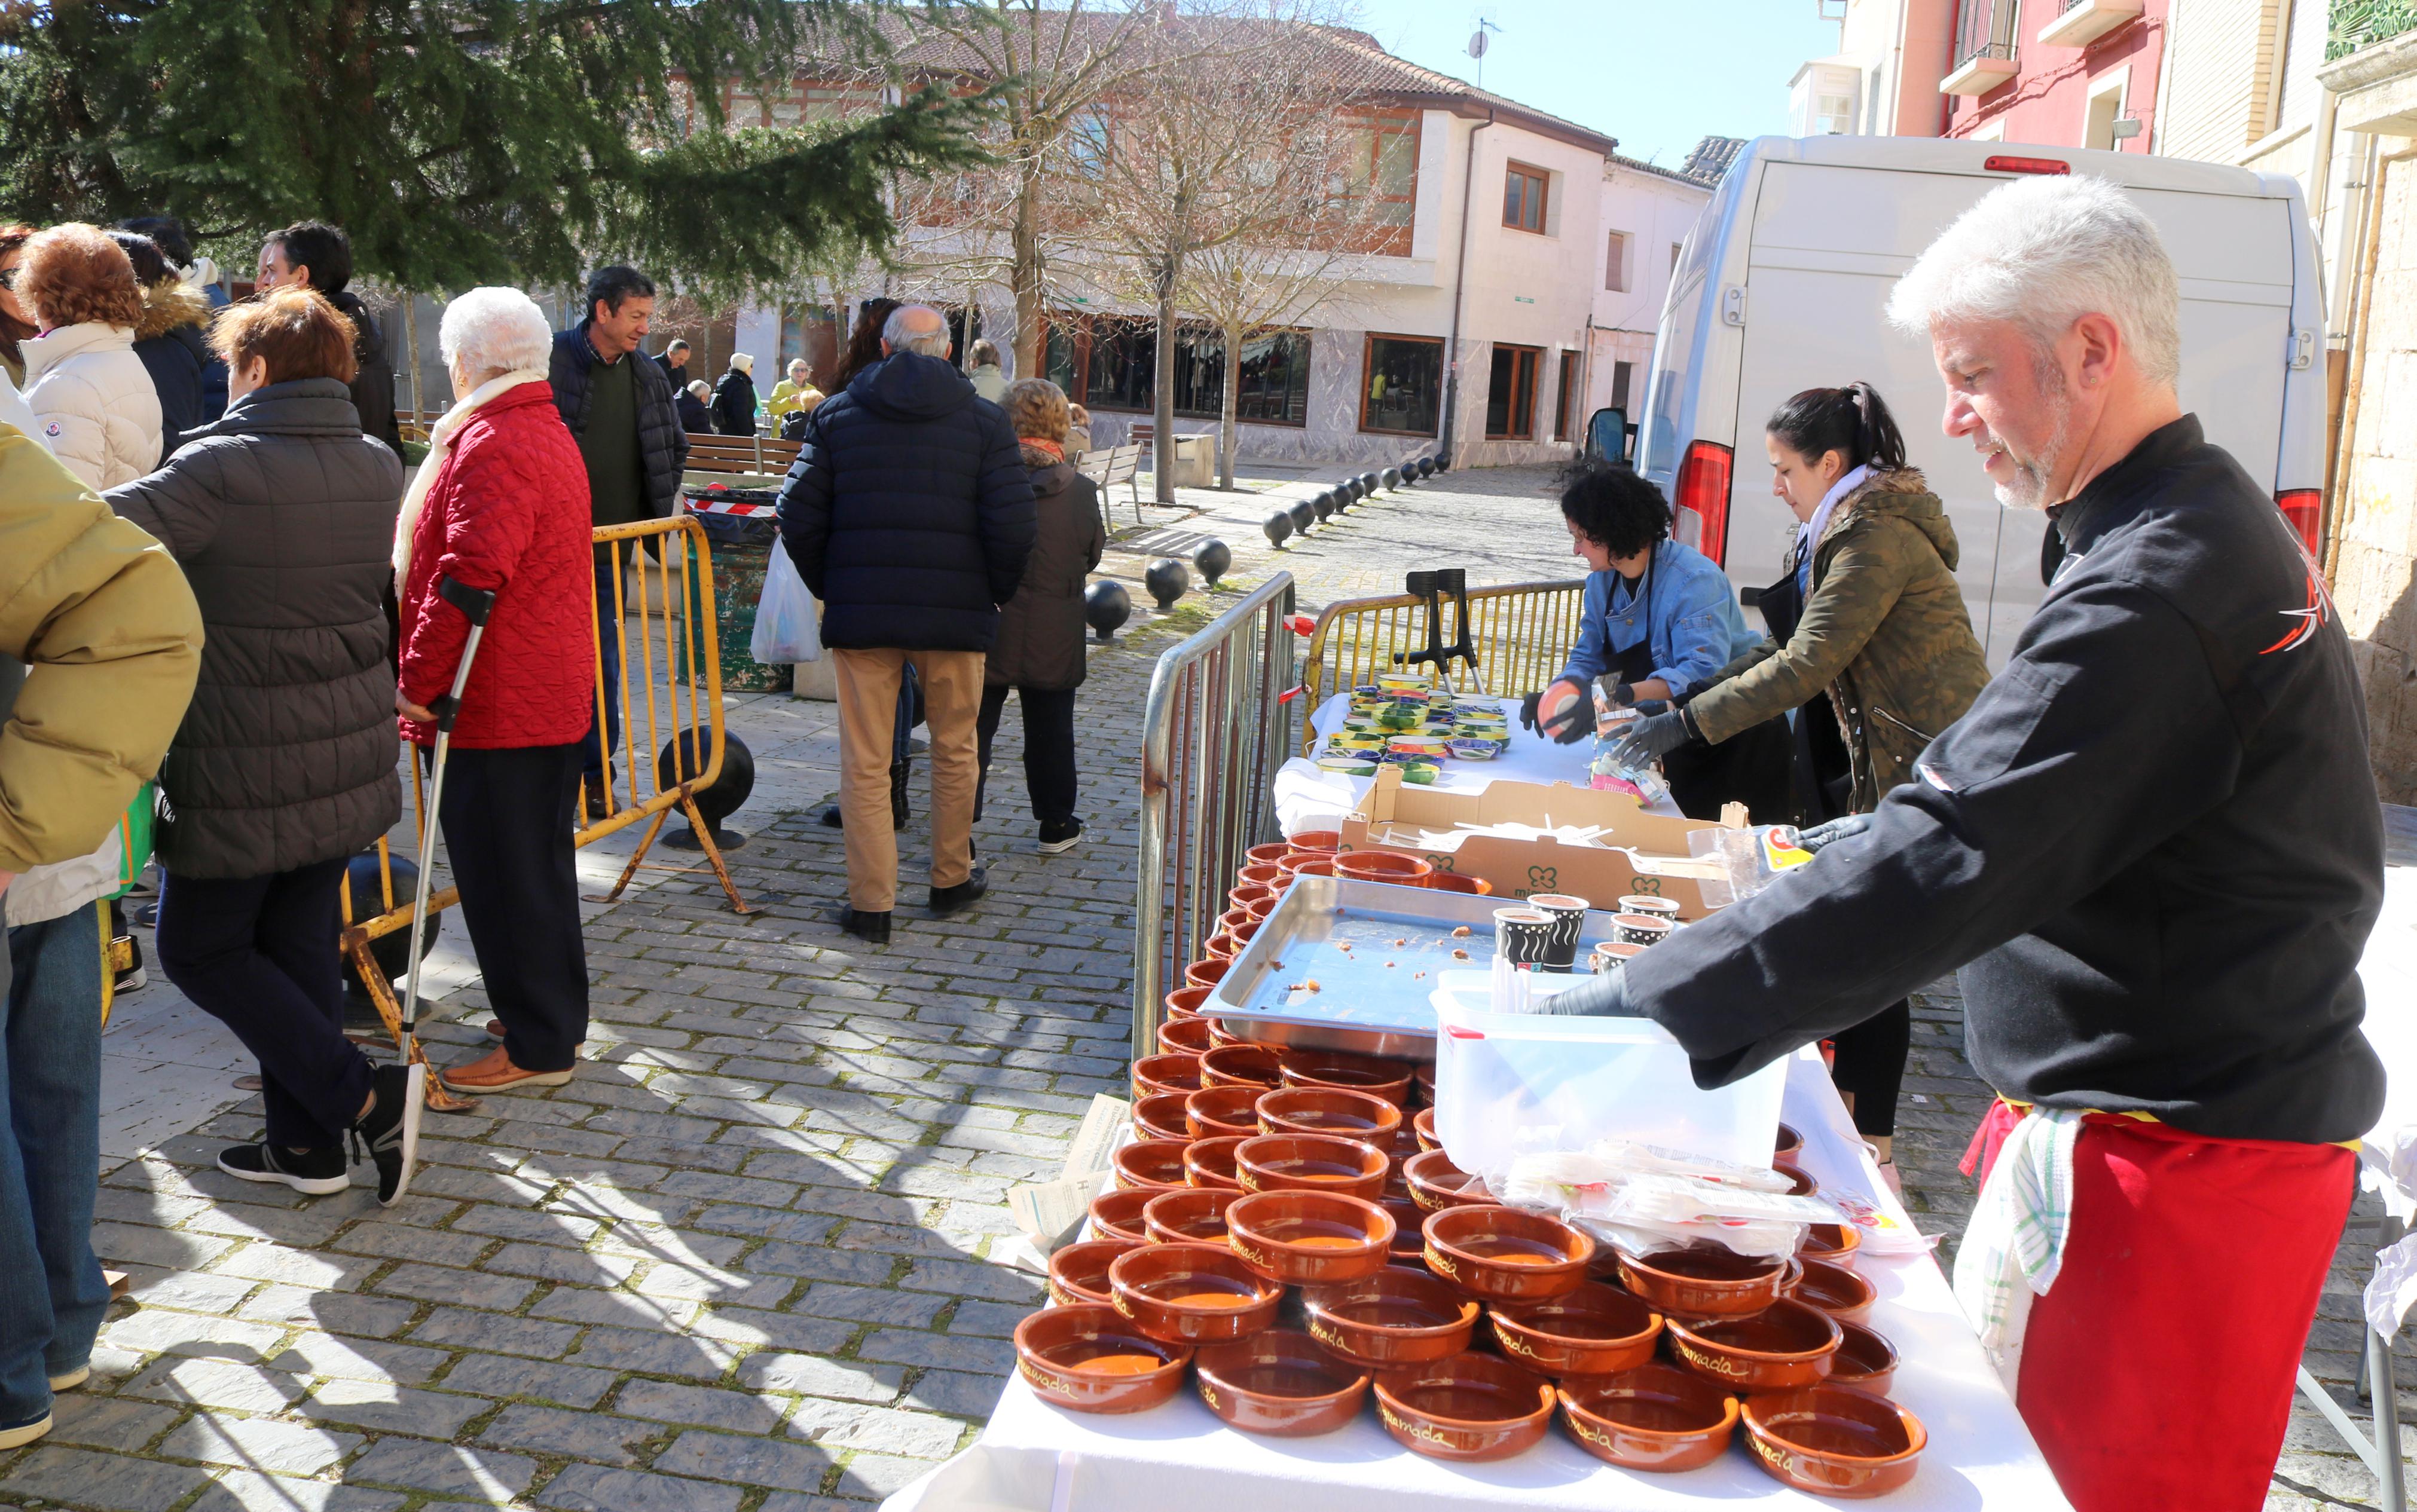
[711,350,758,436]
[392,286,594,1095]
[1550,174,2382,1512]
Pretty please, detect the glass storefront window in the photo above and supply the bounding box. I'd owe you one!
[1361,335,1443,436]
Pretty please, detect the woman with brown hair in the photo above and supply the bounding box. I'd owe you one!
[0,226,38,387]
[827,296,900,391]
[18,224,160,488]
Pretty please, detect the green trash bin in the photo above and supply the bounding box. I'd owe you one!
[684,494,790,693]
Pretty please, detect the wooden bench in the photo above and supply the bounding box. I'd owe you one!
[684,433,802,480]
[1077,443,1146,527]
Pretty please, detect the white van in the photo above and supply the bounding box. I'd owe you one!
[1634,134,2327,663]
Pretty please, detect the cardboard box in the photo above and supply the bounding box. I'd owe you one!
[1341,769,1726,918]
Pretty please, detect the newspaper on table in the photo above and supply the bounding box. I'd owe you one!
[1004,1093,1128,1263]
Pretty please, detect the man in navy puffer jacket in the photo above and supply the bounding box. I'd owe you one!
[777,305,1035,944]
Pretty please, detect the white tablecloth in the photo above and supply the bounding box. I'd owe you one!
[882,1051,2071,1512]
[1275,694,1681,837]
[2352,859,2417,1333]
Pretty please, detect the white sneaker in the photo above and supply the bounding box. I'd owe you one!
[48,1365,88,1392]
[0,1411,52,1450]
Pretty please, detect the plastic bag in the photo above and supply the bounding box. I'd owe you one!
[751,546,822,664]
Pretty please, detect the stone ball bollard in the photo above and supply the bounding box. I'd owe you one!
[1144,557,1190,611]
[1287,497,1315,534]
[1263,510,1294,549]
[1084,579,1133,641]
[1193,538,1233,586]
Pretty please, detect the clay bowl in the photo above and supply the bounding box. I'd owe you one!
[1774,1161,1819,1197]
[1245,893,1282,922]
[1194,1327,1372,1438]
[1235,1133,1390,1201]
[1111,1138,1193,1193]
[1089,1187,1154,1244]
[1277,1051,1416,1109]
[1108,1241,1284,1346]
[1422,1204,1593,1303]
[1615,1245,1800,1320]
[1559,1363,1741,1473]
[1015,1303,1193,1414]
[1156,1017,1215,1057]
[1287,828,1342,855]
[1412,1107,1439,1153]
[1774,1122,1805,1164]
[1373,1349,1556,1462]
[1791,1257,1877,1325]
[1667,1297,1843,1394]
[1301,1264,1482,1369]
[1402,1147,1493,1213]
[1204,1018,1255,1051]
[1216,904,1253,935]
[1236,861,1285,890]
[1182,1135,1248,1192]
[1145,1186,1243,1248]
[1049,1238,1146,1308]
[1425,871,1494,896]
[1800,1223,1865,1272]
[1333,851,1433,887]
[1279,853,1337,879]
[1130,1052,1204,1101]
[1200,1043,1285,1091]
[1226,1190,1397,1287]
[1227,883,1274,912]
[1741,1384,1926,1497]
[1828,1322,1899,1397]
[1378,1196,1427,1265]
[1132,1091,1194,1143]
[1164,985,1211,1020]
[1184,958,1232,991]
[1487,1282,1663,1378]
[1225,918,1264,951]
[1245,842,1293,868]
[1185,1084,1263,1140]
[1204,933,1241,962]
[1255,1085,1402,1143]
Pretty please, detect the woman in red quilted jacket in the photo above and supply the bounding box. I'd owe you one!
[394,287,594,1094]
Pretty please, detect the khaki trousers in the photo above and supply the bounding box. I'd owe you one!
[831,647,984,912]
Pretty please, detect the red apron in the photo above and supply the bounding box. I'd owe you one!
[1964,1106,2355,1512]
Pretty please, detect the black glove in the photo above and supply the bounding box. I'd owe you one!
[1598,677,1637,709]
[1795,813,1871,853]
[1606,708,1692,769]
[1537,965,1629,1017]
[1518,679,1591,744]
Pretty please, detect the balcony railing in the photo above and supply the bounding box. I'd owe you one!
[1957,39,2016,66]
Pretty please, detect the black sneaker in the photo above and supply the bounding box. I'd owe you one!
[218,1140,349,1196]
[928,867,988,917]
[818,804,844,829]
[838,906,891,945]
[350,1062,424,1208]
[1037,819,1084,855]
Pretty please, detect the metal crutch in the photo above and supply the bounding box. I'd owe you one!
[399,576,498,1079]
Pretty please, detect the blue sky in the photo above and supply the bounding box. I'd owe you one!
[1361,0,1844,168]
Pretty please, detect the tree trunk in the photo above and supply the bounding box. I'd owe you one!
[1219,319,1242,490]
[1153,256,1179,506]
[1013,154,1046,376]
[404,295,424,425]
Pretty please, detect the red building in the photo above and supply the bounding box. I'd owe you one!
[1939,0,2168,151]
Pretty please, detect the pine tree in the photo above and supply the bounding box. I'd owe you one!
[0,1,993,298]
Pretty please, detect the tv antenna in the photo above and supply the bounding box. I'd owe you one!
[1468,16,1502,88]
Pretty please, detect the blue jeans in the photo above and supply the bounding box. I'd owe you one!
[0,905,108,1428]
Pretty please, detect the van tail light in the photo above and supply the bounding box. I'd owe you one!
[1674,441,1734,567]
[2277,489,2322,556]
[1985,155,2070,175]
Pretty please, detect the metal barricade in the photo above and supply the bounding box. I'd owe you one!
[1133,573,1298,1062]
[1297,579,1587,752]
[339,513,750,1106]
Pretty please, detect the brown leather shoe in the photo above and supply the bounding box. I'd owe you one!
[441,1045,573,1092]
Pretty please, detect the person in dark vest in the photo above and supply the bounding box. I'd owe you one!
[253,221,403,461]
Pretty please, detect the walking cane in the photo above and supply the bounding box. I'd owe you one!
[400,576,497,1075]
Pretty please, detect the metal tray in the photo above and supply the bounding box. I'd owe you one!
[1203,876,1625,1060]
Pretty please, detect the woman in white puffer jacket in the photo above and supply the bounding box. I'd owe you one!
[18,224,161,489]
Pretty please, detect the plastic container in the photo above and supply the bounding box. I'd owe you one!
[1430,979,1785,1177]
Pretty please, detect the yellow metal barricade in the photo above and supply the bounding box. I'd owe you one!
[338,514,750,1106]
[1297,579,1587,751]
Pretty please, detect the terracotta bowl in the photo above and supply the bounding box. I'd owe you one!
[1333,851,1433,887]
[1205,932,1243,962]
[1615,1246,1800,1320]
[1281,855,1337,879]
[1277,1051,1416,1109]
[1423,1204,1593,1303]
[1216,905,1253,935]
[1791,1257,1877,1325]
[1205,1018,1255,1051]
[1156,1017,1215,1057]
[1130,1052,1205,1101]
[1774,1122,1805,1164]
[1245,894,1282,922]
[1108,1241,1284,1346]
[1245,842,1293,868]
[1255,1085,1402,1143]
[1412,1107,1439,1153]
[1828,1322,1899,1398]
[1487,1282,1663,1378]
[1164,985,1211,1020]
[1235,1133,1390,1201]
[1111,1138,1193,1193]
[1132,1091,1194,1143]
[1015,1303,1193,1414]
[1800,1223,1864,1271]
[1144,1186,1243,1248]
[1667,1297,1843,1394]
[1300,1264,1482,1369]
[1228,883,1274,911]
[1194,1327,1372,1438]
[1184,958,1232,991]
[1402,1147,1493,1213]
[1049,1238,1146,1308]
[1425,871,1494,896]
[1200,1043,1285,1091]
[1373,1350,1556,1462]
[1185,1084,1263,1141]
[1226,919,1265,952]
[1288,828,1342,855]
[1378,1196,1427,1265]
[1236,861,1285,889]
[1741,1384,1926,1497]
[1226,1190,1397,1287]
[1774,1161,1819,1197]
[1183,1135,1248,1192]
[1089,1187,1154,1244]
[1559,1363,1740,1473]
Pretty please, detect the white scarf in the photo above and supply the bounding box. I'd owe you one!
[392,370,548,581]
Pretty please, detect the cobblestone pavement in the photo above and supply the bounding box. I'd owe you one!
[7,464,2407,1510]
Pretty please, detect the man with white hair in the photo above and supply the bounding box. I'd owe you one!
[1552,176,2380,1510]
[777,303,1034,945]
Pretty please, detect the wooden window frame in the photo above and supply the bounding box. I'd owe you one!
[1337,108,1421,258]
[1358,332,1445,438]
[1503,161,1550,235]
[1604,229,1630,292]
[1486,342,1542,440]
